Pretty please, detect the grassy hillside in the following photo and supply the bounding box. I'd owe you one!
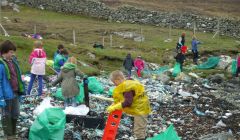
[0,6,239,75]
[101,0,240,18]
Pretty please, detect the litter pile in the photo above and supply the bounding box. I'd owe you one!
[1,65,239,139]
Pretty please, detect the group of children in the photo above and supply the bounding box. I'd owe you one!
[0,38,239,139]
[175,33,202,72]
[123,54,145,78]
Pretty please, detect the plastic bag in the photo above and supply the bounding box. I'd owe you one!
[172,63,181,77]
[29,108,66,140]
[108,87,115,97]
[54,83,85,103]
[63,105,89,115]
[197,57,220,69]
[147,124,180,140]
[231,59,237,75]
[88,77,104,94]
[33,97,53,116]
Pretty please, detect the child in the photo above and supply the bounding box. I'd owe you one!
[134,56,145,77]
[107,70,151,140]
[54,44,64,60]
[123,53,134,78]
[176,32,186,51]
[175,49,186,72]
[52,57,83,108]
[191,35,201,65]
[236,54,240,77]
[0,40,25,139]
[53,48,68,74]
[27,41,47,96]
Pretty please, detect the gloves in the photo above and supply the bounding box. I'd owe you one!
[0,100,6,108]
[106,103,122,113]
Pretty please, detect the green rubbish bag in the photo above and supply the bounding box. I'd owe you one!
[29,108,66,140]
[147,124,180,140]
[88,77,104,94]
[54,83,85,103]
[172,63,181,77]
[231,59,237,75]
[108,87,115,96]
[197,57,220,69]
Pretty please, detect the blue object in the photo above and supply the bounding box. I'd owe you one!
[0,100,6,108]
[193,106,205,116]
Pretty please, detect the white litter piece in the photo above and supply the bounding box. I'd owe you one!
[188,72,200,78]
[213,120,226,128]
[178,89,199,99]
[33,97,53,116]
[23,76,31,82]
[64,105,89,116]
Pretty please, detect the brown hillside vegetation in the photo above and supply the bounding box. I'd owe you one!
[100,0,240,18]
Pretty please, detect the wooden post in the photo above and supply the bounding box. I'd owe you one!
[110,34,112,47]
[73,29,76,45]
[212,18,220,39]
[193,21,196,35]
[34,25,36,34]
[102,36,105,47]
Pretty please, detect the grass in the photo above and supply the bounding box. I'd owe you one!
[0,6,239,76]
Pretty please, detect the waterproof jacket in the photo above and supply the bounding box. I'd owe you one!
[191,39,201,52]
[53,50,60,60]
[175,53,185,64]
[134,58,145,71]
[113,80,151,115]
[29,48,47,75]
[29,48,47,64]
[53,54,67,70]
[0,57,25,100]
[123,54,134,70]
[52,63,83,98]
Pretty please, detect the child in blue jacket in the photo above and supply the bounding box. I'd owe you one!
[0,40,25,139]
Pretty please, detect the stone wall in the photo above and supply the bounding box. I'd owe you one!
[9,0,240,38]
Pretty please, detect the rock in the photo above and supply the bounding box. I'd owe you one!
[208,74,225,84]
[156,74,170,84]
[15,0,240,38]
[175,72,192,83]
[199,132,235,140]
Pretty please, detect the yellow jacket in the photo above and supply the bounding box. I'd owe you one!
[113,80,151,115]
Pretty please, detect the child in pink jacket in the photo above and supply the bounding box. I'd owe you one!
[134,56,145,77]
[27,41,47,96]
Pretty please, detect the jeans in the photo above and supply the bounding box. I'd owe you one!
[27,74,43,96]
[192,50,199,64]
[64,97,77,108]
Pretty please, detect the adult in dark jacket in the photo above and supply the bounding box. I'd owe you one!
[175,50,186,72]
[123,53,134,78]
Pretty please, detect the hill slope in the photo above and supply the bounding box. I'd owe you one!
[101,0,240,18]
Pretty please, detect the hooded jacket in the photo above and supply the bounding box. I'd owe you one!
[29,48,47,75]
[0,57,25,100]
[52,63,83,98]
[123,54,134,70]
[29,48,47,64]
[134,58,145,71]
